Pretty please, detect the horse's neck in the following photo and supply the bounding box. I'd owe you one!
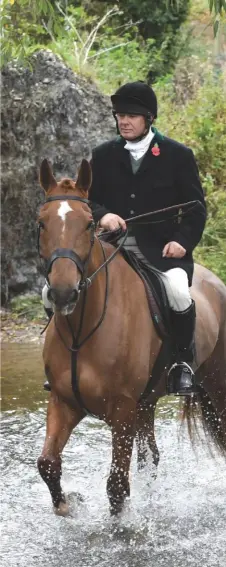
[87,236,106,278]
[66,238,109,335]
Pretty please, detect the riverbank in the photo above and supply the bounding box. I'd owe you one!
[1,309,45,343]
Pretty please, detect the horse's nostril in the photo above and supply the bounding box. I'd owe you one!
[47,286,79,306]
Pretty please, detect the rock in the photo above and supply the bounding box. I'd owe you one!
[1,50,115,303]
[0,308,45,343]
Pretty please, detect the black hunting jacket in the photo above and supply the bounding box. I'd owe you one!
[89,129,207,286]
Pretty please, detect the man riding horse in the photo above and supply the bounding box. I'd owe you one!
[42,80,206,396]
[88,81,206,396]
[38,100,226,515]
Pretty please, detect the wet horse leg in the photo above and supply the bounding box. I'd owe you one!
[136,402,159,475]
[201,351,226,449]
[37,394,83,515]
[107,398,136,515]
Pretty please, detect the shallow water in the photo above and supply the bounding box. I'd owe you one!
[1,343,226,567]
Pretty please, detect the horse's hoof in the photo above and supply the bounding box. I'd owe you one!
[54,501,69,516]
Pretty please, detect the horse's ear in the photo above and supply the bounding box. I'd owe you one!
[39,159,57,193]
[76,159,92,194]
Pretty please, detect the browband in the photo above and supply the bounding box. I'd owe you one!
[45,195,90,204]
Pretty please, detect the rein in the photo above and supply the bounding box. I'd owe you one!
[38,195,128,351]
[125,200,202,225]
[54,239,109,353]
[38,196,200,352]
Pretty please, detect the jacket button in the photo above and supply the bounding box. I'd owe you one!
[130,210,135,214]
[130,193,135,198]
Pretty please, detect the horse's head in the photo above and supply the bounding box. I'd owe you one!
[38,158,93,315]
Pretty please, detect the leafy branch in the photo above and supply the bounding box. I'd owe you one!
[52,4,131,71]
[208,0,226,35]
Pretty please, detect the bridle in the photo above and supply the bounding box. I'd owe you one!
[38,194,128,289]
[37,195,96,289]
[37,194,128,351]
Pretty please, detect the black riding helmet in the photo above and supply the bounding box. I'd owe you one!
[111,81,157,139]
[111,81,157,119]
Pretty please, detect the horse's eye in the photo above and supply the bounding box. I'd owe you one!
[39,221,45,230]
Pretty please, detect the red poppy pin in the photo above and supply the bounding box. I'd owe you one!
[151,143,160,156]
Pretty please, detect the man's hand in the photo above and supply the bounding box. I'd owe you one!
[162,241,186,258]
[99,213,126,231]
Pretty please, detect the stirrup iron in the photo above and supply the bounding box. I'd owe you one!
[167,361,196,396]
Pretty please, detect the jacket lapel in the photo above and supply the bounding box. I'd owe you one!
[113,137,132,172]
[136,129,164,178]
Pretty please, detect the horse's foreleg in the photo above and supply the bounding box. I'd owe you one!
[136,402,159,475]
[37,394,83,515]
[107,398,136,515]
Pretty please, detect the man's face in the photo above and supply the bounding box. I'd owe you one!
[116,113,146,140]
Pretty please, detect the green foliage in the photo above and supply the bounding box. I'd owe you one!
[80,0,191,81]
[90,34,154,91]
[1,0,56,64]
[195,190,226,282]
[1,1,225,76]
[1,0,190,80]
[208,0,226,35]
[1,1,225,283]
[46,4,133,77]
[10,294,44,320]
[157,74,226,282]
[208,1,226,16]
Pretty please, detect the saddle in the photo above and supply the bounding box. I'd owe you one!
[99,230,174,396]
[121,248,170,339]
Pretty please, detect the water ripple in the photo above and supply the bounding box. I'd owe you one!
[1,410,226,567]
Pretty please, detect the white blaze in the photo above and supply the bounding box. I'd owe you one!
[57,201,73,233]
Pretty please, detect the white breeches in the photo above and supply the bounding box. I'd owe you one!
[42,267,191,313]
[162,268,192,312]
[118,236,192,313]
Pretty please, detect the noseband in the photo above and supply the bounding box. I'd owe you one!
[37,195,96,289]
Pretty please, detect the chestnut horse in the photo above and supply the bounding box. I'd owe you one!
[37,158,226,516]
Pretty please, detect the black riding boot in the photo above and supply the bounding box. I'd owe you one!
[43,307,53,391]
[167,300,196,396]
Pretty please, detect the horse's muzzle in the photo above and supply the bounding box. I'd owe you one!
[47,286,80,314]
